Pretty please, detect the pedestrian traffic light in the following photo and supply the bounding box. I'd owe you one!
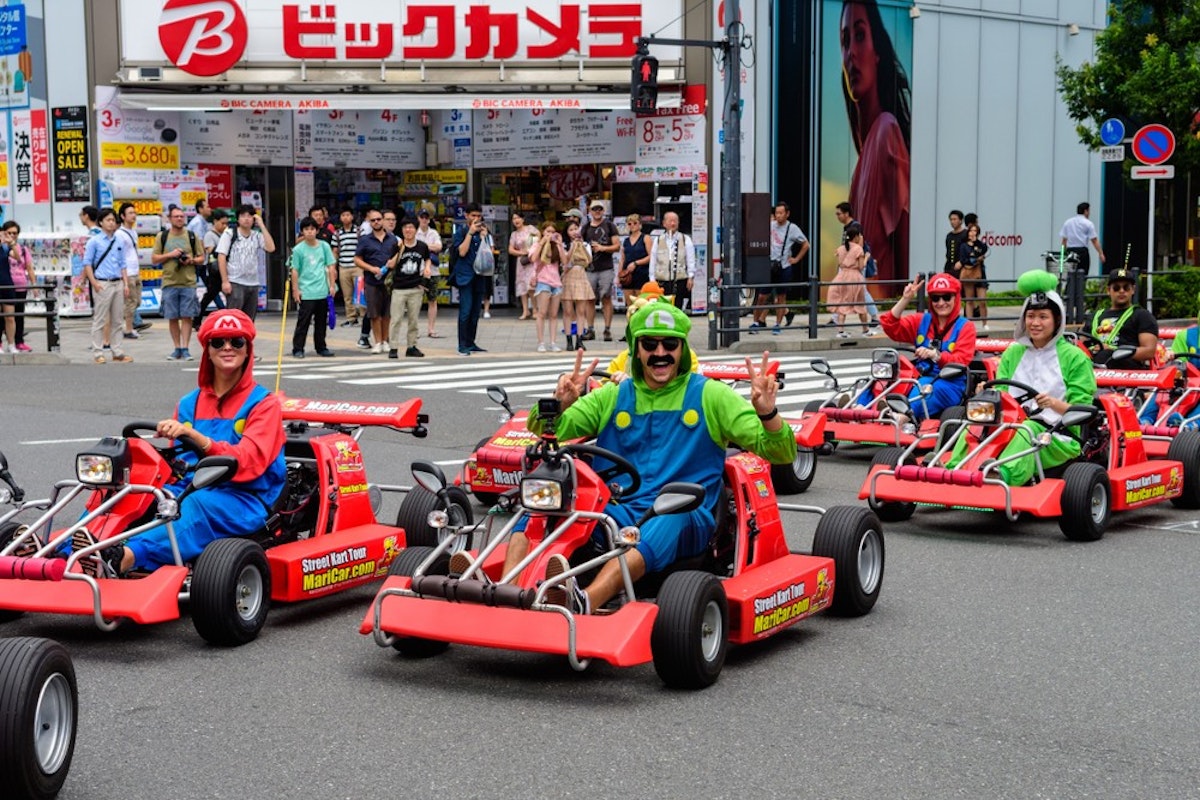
[631,53,659,113]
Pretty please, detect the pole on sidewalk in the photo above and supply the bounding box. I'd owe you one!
[717,0,741,350]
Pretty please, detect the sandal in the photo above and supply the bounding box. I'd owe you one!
[426,331,443,338]
[93,354,106,364]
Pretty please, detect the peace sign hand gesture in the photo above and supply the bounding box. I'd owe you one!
[745,351,779,417]
[902,275,925,301]
[555,349,600,409]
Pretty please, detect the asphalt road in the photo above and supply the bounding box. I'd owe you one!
[1,358,1198,800]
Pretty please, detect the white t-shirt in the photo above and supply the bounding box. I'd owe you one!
[119,226,141,277]
[217,228,266,286]
[1059,214,1097,248]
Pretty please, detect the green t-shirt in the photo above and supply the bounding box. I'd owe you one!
[154,230,204,288]
[290,240,335,300]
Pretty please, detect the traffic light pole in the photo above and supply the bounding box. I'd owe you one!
[637,0,742,349]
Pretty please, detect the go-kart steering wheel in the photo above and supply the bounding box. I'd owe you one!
[121,422,207,460]
[1065,330,1105,350]
[561,442,642,497]
[978,379,1044,415]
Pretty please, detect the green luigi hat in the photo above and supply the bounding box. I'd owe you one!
[627,301,694,377]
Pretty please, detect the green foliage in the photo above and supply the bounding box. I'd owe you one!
[1056,2,1200,172]
[1147,267,1200,318]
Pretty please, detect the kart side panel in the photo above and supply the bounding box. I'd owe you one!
[267,523,404,602]
[363,577,658,667]
[786,412,826,449]
[305,432,377,531]
[1107,460,1185,511]
[723,554,834,645]
[0,566,187,623]
[859,465,1064,517]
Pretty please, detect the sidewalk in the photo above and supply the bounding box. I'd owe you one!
[3,302,1189,367]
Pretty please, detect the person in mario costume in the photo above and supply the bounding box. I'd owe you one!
[864,271,977,430]
[106,309,286,574]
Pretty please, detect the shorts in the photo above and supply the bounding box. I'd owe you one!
[535,283,562,296]
[586,268,614,301]
[423,275,441,301]
[364,282,390,318]
[0,286,15,304]
[160,285,200,319]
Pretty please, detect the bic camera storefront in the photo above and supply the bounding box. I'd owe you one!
[98,0,714,310]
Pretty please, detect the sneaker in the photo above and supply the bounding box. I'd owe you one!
[340,318,358,327]
[180,349,195,361]
[166,349,180,361]
[772,325,781,336]
[15,342,31,352]
[381,341,391,352]
[70,530,115,578]
[603,328,612,342]
[405,346,424,358]
[537,343,548,353]
[449,551,473,578]
[135,321,153,331]
[457,348,471,357]
[469,345,487,353]
[981,324,990,334]
[317,349,336,357]
[388,349,398,359]
[550,342,563,352]
[836,331,851,339]
[582,328,595,341]
[543,554,589,614]
[859,329,873,337]
[110,354,134,363]
[371,342,384,354]
[748,321,762,335]
[785,311,796,327]
[293,349,305,359]
[869,317,880,328]
[483,311,491,319]
[122,331,139,340]
[357,336,371,350]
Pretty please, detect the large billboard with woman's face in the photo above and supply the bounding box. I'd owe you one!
[820,0,912,284]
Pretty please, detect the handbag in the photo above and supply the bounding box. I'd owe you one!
[473,235,495,276]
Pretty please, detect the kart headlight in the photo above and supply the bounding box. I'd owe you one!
[1037,432,1053,446]
[822,377,836,389]
[871,361,896,380]
[426,509,449,529]
[157,497,179,518]
[75,437,130,488]
[966,400,998,424]
[521,479,564,511]
[616,526,641,546]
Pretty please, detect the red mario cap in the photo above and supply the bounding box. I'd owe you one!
[197,309,257,347]
[925,273,961,296]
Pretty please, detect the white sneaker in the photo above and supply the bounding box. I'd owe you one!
[371,342,383,354]
[836,331,851,339]
[483,311,491,319]
[550,342,563,352]
[981,325,990,334]
[537,343,548,353]
[381,341,390,351]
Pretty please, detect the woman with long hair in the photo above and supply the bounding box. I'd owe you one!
[531,220,566,352]
[841,0,910,283]
[561,219,595,351]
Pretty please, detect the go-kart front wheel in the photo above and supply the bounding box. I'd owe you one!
[812,506,884,616]
[0,637,77,800]
[191,539,272,646]
[1167,430,1200,509]
[396,486,474,552]
[771,447,817,495]
[386,547,449,658]
[867,448,916,522]
[651,571,728,690]
[1059,462,1110,542]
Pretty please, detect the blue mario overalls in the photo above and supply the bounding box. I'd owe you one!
[855,313,969,420]
[1139,327,1200,428]
[125,386,287,570]
[594,375,724,573]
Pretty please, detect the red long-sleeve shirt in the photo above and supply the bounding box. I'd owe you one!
[878,309,977,367]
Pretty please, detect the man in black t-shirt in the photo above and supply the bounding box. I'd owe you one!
[1083,268,1158,370]
[944,209,968,278]
[580,201,620,341]
[388,219,432,358]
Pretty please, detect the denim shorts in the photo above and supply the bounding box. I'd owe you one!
[535,283,562,296]
[160,285,200,319]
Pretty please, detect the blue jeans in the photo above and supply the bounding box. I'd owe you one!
[456,275,486,352]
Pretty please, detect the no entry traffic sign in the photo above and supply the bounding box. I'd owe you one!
[1132,124,1175,166]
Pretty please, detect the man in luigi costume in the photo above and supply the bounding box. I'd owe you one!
[1083,267,1158,370]
[518,301,796,614]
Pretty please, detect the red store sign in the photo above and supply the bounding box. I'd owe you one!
[545,166,596,201]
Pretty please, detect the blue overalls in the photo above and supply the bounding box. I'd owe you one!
[1139,327,1200,428]
[594,375,724,573]
[126,386,286,570]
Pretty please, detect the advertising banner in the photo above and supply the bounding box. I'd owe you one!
[295,108,424,169]
[0,2,28,110]
[180,110,292,165]
[472,108,636,168]
[95,96,182,171]
[52,106,90,202]
[635,84,706,166]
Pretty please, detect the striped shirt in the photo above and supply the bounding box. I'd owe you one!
[334,227,359,270]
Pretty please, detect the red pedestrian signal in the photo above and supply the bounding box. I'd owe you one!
[631,54,659,114]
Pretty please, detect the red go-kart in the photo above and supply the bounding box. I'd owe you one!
[364,404,883,689]
[460,361,825,500]
[0,396,468,646]
[859,378,1200,540]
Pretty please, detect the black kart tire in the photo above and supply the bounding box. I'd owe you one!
[771,447,817,495]
[1059,462,1110,541]
[936,405,967,450]
[1167,430,1200,509]
[804,400,824,413]
[867,447,916,522]
[812,506,885,616]
[387,547,449,657]
[0,637,77,800]
[191,539,271,646]
[651,571,728,690]
[396,486,474,551]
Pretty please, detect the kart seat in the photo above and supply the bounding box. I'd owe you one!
[894,464,985,487]
[824,408,880,423]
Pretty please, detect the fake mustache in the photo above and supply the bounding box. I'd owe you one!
[647,355,676,368]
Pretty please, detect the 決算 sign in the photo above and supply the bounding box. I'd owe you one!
[11,107,49,204]
[119,0,684,74]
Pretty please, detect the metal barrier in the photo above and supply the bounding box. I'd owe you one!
[0,278,60,352]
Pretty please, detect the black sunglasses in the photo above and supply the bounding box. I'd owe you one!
[209,337,247,350]
[929,293,955,303]
[639,337,681,352]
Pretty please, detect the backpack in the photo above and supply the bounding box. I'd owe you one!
[158,228,199,260]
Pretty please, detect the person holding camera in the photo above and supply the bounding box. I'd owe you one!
[153,204,207,361]
[750,201,808,335]
[217,204,277,323]
[451,203,493,357]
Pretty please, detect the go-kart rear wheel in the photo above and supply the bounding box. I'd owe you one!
[804,400,825,413]
[387,547,449,658]
[396,486,474,552]
[651,571,728,690]
[1167,430,1200,509]
[0,523,29,623]
[812,506,885,616]
[1059,462,1110,541]
[771,447,817,495]
[0,637,77,800]
[867,448,916,522]
[191,539,272,646]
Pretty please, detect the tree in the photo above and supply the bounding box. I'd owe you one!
[1057,1,1200,172]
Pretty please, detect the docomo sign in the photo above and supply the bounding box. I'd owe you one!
[125,0,684,75]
